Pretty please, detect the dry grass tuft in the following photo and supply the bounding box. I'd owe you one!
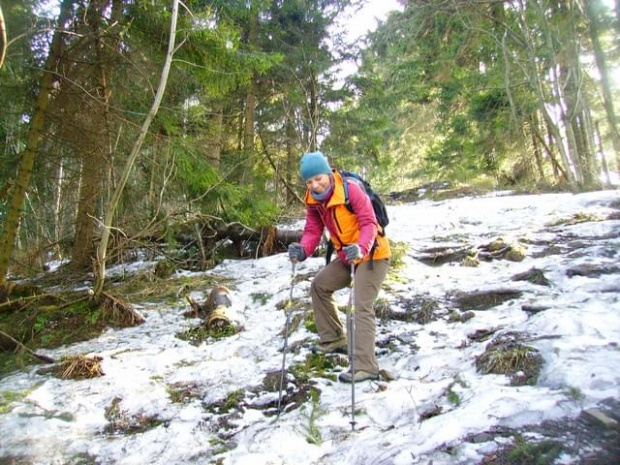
[476,334,543,386]
[55,354,104,380]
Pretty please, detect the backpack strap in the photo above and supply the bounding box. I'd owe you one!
[341,172,354,214]
[340,172,376,269]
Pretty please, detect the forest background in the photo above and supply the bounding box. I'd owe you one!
[0,0,619,296]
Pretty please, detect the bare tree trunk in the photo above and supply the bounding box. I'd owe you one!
[92,0,179,301]
[243,7,258,184]
[615,0,620,41]
[308,71,319,152]
[72,149,104,269]
[148,137,159,217]
[53,151,64,259]
[529,116,545,182]
[579,104,598,186]
[0,5,6,70]
[586,0,620,171]
[71,0,119,270]
[244,91,256,156]
[285,107,297,205]
[595,121,612,187]
[207,102,223,169]
[0,0,72,288]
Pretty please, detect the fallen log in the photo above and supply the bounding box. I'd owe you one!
[0,329,55,363]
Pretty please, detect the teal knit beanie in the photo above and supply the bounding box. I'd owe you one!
[300,151,331,181]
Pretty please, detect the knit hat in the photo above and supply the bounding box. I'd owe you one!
[300,151,332,181]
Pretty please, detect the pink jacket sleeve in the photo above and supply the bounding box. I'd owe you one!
[300,205,324,258]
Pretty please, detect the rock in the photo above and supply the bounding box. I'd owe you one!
[582,408,620,432]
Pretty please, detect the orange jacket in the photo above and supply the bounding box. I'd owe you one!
[301,170,391,264]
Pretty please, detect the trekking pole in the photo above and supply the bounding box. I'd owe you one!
[347,263,356,431]
[277,261,296,416]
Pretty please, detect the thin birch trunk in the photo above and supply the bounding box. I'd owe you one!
[92,0,179,301]
[54,153,64,258]
[515,1,577,189]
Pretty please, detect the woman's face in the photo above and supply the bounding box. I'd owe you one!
[305,173,331,193]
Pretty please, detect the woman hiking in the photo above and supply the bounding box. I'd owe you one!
[288,151,391,383]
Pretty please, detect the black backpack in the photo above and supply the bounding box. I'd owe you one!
[325,170,389,265]
[340,170,389,235]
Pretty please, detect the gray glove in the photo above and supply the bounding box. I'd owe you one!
[288,242,306,262]
[343,244,363,262]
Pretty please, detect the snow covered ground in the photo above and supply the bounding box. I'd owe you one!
[1,189,619,464]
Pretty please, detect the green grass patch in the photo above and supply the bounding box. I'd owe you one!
[250,292,270,306]
[388,240,408,271]
[0,298,107,375]
[290,352,345,383]
[176,323,239,346]
[304,313,317,334]
[446,386,461,406]
[0,384,41,414]
[507,435,563,464]
[299,388,323,445]
[222,389,245,413]
[565,386,585,403]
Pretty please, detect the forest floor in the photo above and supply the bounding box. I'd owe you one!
[1,185,619,464]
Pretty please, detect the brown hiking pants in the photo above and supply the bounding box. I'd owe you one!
[310,258,390,374]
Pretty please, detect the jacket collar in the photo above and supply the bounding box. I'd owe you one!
[305,170,346,207]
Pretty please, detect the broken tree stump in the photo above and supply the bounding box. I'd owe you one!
[205,285,234,330]
[185,285,241,333]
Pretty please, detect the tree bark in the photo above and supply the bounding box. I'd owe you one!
[285,107,297,205]
[596,120,612,187]
[586,0,620,172]
[529,116,545,182]
[308,71,319,152]
[72,0,119,270]
[243,7,258,162]
[0,5,6,69]
[0,0,72,288]
[615,0,620,41]
[92,0,179,301]
[207,101,223,169]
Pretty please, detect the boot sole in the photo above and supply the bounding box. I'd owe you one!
[311,346,348,355]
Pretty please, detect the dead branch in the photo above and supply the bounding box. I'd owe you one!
[0,329,55,363]
[100,291,145,327]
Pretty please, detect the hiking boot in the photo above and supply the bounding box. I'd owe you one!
[312,338,348,355]
[338,370,380,383]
